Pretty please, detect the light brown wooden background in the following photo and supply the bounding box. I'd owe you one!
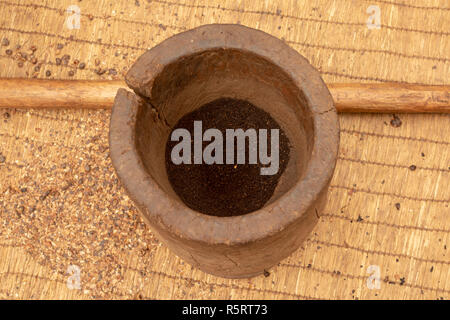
[0,0,449,299]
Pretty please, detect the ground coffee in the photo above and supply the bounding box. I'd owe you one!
[165,98,290,217]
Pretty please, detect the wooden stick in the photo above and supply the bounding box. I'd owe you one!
[0,79,125,109]
[328,83,450,113]
[0,79,448,113]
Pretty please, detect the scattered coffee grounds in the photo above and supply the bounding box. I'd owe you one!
[165,98,290,217]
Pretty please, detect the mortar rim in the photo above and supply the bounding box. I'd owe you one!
[110,24,339,245]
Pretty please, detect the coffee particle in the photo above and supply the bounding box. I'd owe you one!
[62,54,70,65]
[390,114,402,128]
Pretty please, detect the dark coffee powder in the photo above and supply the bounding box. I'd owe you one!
[165,98,290,217]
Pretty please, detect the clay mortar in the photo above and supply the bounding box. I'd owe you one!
[109,24,339,278]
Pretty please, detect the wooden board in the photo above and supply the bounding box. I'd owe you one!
[0,0,449,299]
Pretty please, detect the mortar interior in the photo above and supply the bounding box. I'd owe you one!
[134,48,315,217]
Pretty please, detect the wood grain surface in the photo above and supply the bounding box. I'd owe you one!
[0,0,449,300]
